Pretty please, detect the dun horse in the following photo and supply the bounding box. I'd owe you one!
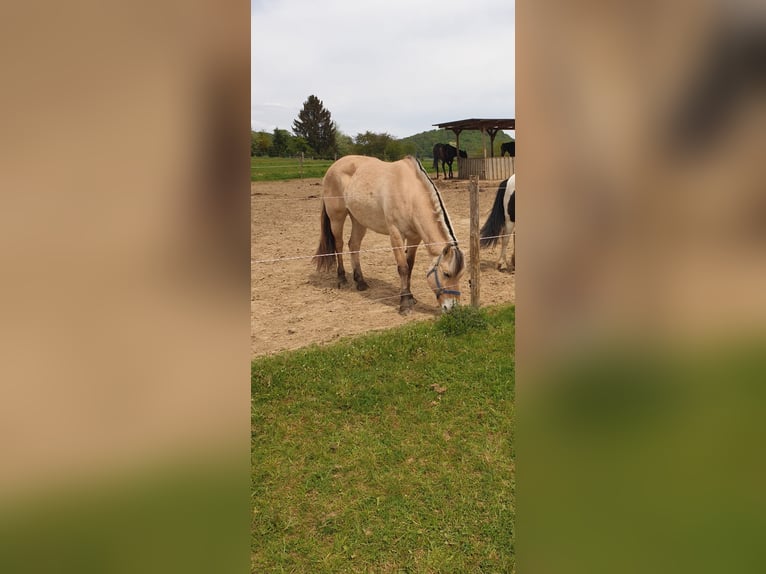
[432,143,467,179]
[314,155,465,313]
[479,175,515,272]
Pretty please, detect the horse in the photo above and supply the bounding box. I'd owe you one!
[479,175,515,272]
[432,143,467,179]
[314,155,465,314]
[500,141,515,157]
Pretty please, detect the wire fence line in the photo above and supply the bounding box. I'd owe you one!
[251,164,332,170]
[251,283,442,314]
[251,233,514,266]
[251,193,488,202]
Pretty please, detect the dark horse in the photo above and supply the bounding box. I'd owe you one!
[432,143,467,179]
[500,141,515,157]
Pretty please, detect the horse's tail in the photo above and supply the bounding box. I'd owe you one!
[432,144,440,173]
[313,200,337,272]
[480,180,509,248]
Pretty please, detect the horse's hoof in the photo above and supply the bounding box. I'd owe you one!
[356,281,369,291]
[399,295,416,313]
[337,277,348,288]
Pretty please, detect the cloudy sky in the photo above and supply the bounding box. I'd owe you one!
[251,0,515,139]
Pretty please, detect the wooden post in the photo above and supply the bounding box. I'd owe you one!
[469,176,480,308]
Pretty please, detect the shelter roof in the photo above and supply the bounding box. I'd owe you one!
[432,118,515,132]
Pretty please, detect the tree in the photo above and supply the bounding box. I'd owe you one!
[288,136,313,156]
[335,131,355,157]
[269,128,290,157]
[353,131,399,160]
[292,95,337,158]
[251,131,272,156]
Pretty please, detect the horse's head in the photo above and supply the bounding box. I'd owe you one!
[459,149,467,158]
[426,244,465,312]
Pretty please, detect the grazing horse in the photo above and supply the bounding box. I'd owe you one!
[479,175,515,272]
[432,143,467,179]
[314,155,465,314]
[500,141,515,157]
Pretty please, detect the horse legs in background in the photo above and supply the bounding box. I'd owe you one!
[446,159,453,179]
[348,216,369,291]
[497,224,515,272]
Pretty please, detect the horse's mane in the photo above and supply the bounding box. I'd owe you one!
[408,156,459,246]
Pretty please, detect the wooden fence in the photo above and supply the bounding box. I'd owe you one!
[458,156,514,180]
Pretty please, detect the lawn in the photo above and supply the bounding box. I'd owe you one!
[251,156,443,182]
[252,305,515,572]
[251,157,335,181]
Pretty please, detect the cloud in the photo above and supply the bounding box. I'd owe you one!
[252,0,515,138]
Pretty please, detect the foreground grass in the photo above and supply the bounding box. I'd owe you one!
[252,305,515,573]
[251,157,335,181]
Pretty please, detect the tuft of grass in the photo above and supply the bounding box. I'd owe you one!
[252,304,514,573]
[436,305,489,336]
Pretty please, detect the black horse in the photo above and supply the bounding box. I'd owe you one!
[432,143,467,179]
[500,141,515,157]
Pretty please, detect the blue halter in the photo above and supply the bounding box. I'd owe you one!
[426,254,461,299]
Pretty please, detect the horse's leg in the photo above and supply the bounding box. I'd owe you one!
[510,230,516,273]
[498,222,515,272]
[330,217,348,287]
[348,217,369,291]
[447,160,453,179]
[389,229,416,313]
[404,241,420,305]
[498,233,509,271]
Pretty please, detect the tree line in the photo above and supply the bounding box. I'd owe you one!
[251,94,513,161]
[251,95,418,161]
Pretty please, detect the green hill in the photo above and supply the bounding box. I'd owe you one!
[400,129,514,160]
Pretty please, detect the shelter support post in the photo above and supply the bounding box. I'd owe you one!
[487,128,499,157]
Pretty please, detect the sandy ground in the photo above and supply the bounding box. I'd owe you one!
[252,176,515,356]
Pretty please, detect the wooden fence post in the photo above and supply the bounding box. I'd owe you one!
[469,176,480,308]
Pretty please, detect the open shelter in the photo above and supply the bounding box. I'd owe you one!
[432,118,515,180]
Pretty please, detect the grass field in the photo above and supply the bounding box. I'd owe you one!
[251,157,335,181]
[252,305,515,572]
[251,156,443,182]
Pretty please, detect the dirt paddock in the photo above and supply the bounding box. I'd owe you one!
[252,176,515,356]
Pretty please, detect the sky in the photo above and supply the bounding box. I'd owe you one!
[251,0,515,139]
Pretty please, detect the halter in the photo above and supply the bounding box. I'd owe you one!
[426,254,461,299]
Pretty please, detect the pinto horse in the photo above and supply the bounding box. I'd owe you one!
[500,141,515,157]
[479,175,515,272]
[314,155,465,313]
[432,143,467,179]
